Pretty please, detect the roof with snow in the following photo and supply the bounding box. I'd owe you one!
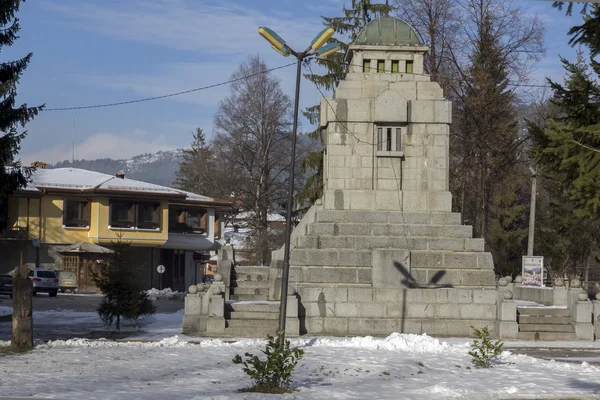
[23,168,230,206]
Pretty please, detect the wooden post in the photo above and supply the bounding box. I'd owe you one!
[12,245,33,349]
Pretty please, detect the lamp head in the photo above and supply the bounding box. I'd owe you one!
[317,41,341,59]
[311,27,335,51]
[258,26,286,51]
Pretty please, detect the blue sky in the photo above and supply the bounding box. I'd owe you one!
[8,0,585,164]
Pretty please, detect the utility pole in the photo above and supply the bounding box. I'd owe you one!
[527,166,537,256]
[72,117,75,167]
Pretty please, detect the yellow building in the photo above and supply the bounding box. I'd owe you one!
[0,168,231,292]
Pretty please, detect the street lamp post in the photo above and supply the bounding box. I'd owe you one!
[258,26,340,344]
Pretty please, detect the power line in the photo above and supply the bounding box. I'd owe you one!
[44,62,297,111]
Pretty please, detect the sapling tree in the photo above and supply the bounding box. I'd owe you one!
[91,237,155,330]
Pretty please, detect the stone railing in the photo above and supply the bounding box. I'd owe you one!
[501,276,595,341]
[182,274,226,336]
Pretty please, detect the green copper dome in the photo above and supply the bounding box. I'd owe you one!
[353,16,422,46]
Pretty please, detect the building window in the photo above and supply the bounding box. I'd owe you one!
[168,206,206,234]
[376,126,403,154]
[406,60,414,73]
[137,202,160,230]
[109,201,135,228]
[363,59,371,72]
[391,60,399,73]
[63,200,90,228]
[377,60,385,73]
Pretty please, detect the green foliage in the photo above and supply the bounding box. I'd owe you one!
[468,326,503,368]
[91,237,156,330]
[175,128,213,194]
[232,331,304,393]
[0,0,43,231]
[488,177,528,277]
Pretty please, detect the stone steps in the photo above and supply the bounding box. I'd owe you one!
[518,324,574,333]
[225,301,280,313]
[227,319,279,329]
[229,293,268,301]
[517,306,575,340]
[314,210,462,225]
[306,222,473,238]
[518,316,571,325]
[228,311,279,320]
[516,331,578,341]
[296,235,484,252]
[290,249,493,269]
[231,280,269,289]
[517,307,570,317]
[230,287,268,295]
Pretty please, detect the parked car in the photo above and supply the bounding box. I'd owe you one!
[28,269,59,297]
[0,274,12,299]
[56,270,77,293]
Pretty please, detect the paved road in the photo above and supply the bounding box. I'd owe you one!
[0,291,184,313]
[509,347,600,367]
[0,292,184,341]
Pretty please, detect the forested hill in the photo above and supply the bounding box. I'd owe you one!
[50,150,183,187]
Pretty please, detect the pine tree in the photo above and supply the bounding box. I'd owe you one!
[0,0,43,232]
[92,238,156,331]
[297,1,393,205]
[0,0,44,351]
[175,128,214,194]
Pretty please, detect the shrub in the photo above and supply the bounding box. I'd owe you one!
[468,326,504,368]
[232,331,304,393]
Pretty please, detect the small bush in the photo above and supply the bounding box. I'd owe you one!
[232,331,304,393]
[468,326,503,368]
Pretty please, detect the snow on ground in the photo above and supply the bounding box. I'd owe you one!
[1,310,600,399]
[145,288,183,301]
[0,332,599,399]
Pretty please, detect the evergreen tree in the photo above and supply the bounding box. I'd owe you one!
[175,128,215,194]
[92,238,156,331]
[0,0,43,352]
[297,1,393,205]
[0,0,43,232]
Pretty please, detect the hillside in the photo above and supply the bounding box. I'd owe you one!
[50,150,183,187]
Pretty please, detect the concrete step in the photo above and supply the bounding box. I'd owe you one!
[230,294,269,301]
[519,316,571,325]
[227,319,279,328]
[234,266,271,274]
[307,222,473,238]
[230,287,268,296]
[517,307,570,317]
[315,210,462,225]
[232,272,269,283]
[230,280,269,289]
[222,326,279,338]
[225,301,280,313]
[296,235,484,252]
[518,324,574,333]
[229,311,279,320]
[516,331,578,341]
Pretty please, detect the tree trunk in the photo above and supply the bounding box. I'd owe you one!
[11,275,33,349]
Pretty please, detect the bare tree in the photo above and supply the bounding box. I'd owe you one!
[213,56,304,264]
[394,0,461,91]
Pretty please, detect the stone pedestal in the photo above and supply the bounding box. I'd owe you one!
[593,300,600,340]
[554,287,568,307]
[572,301,594,341]
[182,293,204,334]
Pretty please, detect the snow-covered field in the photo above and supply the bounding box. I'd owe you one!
[1,308,600,399]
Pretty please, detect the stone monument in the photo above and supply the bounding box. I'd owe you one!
[269,16,500,337]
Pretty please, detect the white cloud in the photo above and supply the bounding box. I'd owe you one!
[42,0,324,54]
[22,129,176,164]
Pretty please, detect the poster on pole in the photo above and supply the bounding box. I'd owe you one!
[522,256,544,287]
